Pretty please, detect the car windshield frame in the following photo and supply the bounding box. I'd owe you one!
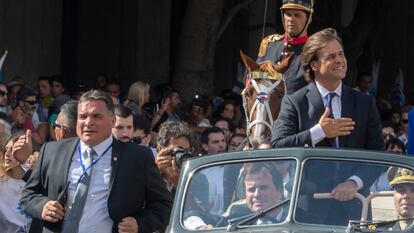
[293,156,414,229]
[168,148,414,233]
[179,156,300,230]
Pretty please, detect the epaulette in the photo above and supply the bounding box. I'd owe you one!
[258,34,284,57]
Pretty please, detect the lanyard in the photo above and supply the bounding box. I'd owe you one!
[76,143,112,184]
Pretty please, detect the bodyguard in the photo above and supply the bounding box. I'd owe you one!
[20,90,172,233]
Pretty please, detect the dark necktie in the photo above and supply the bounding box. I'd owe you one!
[326,92,338,148]
[62,147,96,233]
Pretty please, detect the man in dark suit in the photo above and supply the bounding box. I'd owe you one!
[271,28,384,225]
[20,90,172,233]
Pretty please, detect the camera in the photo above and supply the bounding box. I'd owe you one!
[170,146,197,168]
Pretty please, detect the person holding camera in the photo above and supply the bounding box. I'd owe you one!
[151,88,182,132]
[155,122,197,192]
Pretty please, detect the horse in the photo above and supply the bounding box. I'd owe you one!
[239,50,293,149]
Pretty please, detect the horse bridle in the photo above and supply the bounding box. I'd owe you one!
[242,72,283,141]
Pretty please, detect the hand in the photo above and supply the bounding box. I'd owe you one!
[319,108,355,138]
[330,180,358,201]
[41,200,65,222]
[161,97,171,111]
[156,146,180,187]
[155,147,174,171]
[12,130,33,164]
[118,217,139,233]
[27,152,39,170]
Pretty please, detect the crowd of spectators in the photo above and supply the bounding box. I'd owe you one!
[0,71,412,232]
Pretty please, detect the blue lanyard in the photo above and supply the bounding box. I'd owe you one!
[76,143,112,184]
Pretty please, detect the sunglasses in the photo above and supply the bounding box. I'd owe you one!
[401,119,409,124]
[25,100,36,105]
[52,122,73,132]
[0,90,6,97]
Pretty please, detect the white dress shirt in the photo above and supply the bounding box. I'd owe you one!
[309,81,363,190]
[202,166,224,215]
[65,136,113,233]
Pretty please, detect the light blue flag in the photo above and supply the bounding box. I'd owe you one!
[389,68,405,109]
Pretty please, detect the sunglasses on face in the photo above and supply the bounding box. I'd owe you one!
[25,100,36,105]
[52,122,73,133]
[401,119,409,124]
[0,90,6,97]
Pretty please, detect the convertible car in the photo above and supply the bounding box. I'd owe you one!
[166,147,414,233]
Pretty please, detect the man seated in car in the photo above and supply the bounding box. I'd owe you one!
[220,162,285,225]
[380,168,414,230]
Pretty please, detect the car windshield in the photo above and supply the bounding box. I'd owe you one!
[181,159,296,230]
[295,158,414,232]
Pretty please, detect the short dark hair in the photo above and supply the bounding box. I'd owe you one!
[301,28,343,81]
[200,127,224,145]
[60,100,78,130]
[157,121,194,147]
[385,135,406,154]
[114,105,133,118]
[50,74,67,88]
[105,79,121,88]
[38,76,51,83]
[241,162,283,191]
[214,118,235,132]
[401,105,414,114]
[162,86,179,99]
[133,114,151,135]
[16,86,38,105]
[79,90,114,114]
[356,72,372,82]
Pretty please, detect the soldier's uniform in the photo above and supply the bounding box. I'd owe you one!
[256,0,314,95]
[257,34,308,95]
[372,168,414,230]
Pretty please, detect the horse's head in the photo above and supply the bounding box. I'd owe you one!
[240,50,293,149]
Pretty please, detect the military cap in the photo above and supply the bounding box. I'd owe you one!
[388,167,414,188]
[280,0,314,13]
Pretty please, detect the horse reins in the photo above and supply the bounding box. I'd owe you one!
[242,73,282,144]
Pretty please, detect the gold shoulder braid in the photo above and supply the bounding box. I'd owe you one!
[258,34,284,57]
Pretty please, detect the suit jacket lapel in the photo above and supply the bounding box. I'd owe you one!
[62,138,81,185]
[340,84,354,148]
[109,138,121,194]
[306,81,325,121]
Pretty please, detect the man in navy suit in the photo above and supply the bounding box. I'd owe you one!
[271,28,384,225]
[21,90,172,233]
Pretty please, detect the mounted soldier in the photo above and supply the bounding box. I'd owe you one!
[257,0,314,95]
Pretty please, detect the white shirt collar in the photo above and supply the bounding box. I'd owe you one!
[80,136,113,157]
[315,80,342,99]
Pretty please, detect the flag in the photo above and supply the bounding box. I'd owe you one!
[389,68,405,109]
[232,62,245,94]
[0,50,8,82]
[369,59,380,98]
[408,109,414,156]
